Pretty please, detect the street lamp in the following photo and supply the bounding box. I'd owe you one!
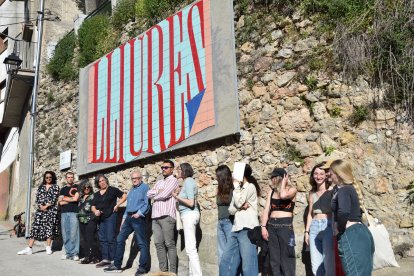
[3,52,22,73]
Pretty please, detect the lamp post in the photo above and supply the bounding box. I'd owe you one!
[25,0,45,237]
[3,52,22,73]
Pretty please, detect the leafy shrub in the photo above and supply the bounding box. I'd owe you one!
[285,146,304,164]
[330,106,342,117]
[323,146,335,156]
[305,76,318,90]
[78,15,118,68]
[350,105,369,125]
[135,0,184,26]
[112,0,137,31]
[46,32,78,81]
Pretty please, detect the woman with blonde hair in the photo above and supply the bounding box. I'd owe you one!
[305,163,335,276]
[261,168,297,276]
[329,160,374,276]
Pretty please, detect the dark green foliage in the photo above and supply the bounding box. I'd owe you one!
[46,32,78,81]
[305,76,318,90]
[285,146,304,164]
[350,106,369,125]
[112,0,137,31]
[135,0,184,26]
[78,15,117,68]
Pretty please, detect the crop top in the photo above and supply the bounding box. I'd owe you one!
[270,190,295,213]
[312,190,333,215]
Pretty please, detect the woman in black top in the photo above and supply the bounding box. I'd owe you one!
[261,168,297,276]
[17,171,60,255]
[91,174,126,267]
[215,165,234,263]
[77,179,100,264]
[330,160,374,276]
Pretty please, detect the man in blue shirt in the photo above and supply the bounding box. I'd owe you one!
[104,171,150,275]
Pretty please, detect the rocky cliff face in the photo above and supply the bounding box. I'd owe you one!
[34,2,414,273]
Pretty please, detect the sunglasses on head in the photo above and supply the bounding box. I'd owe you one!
[161,166,173,170]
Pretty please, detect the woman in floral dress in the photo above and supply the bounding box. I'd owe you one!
[17,171,60,255]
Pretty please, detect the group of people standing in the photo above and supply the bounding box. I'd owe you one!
[16,158,374,276]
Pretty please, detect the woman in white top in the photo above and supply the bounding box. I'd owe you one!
[219,164,260,276]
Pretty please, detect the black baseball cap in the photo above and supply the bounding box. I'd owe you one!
[270,168,287,178]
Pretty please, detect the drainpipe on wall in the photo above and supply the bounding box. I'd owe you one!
[25,0,44,238]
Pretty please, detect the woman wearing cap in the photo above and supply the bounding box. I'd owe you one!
[330,160,374,276]
[261,168,297,276]
[219,164,260,276]
[304,163,335,276]
[77,179,100,264]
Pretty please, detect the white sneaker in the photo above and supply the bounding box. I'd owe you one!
[17,247,32,255]
[72,255,79,261]
[61,254,68,260]
[45,246,52,255]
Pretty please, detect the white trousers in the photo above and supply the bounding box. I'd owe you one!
[181,211,203,276]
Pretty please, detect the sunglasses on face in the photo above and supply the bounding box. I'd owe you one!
[83,186,91,190]
[161,166,173,170]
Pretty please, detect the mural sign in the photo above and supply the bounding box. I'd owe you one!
[78,0,239,175]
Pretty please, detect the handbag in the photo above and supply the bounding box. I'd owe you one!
[362,205,399,270]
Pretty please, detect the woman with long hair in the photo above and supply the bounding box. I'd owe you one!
[91,174,126,268]
[305,164,335,276]
[215,165,234,262]
[18,171,60,255]
[261,168,297,276]
[77,179,100,264]
[172,163,203,276]
[219,163,260,276]
[329,160,374,276]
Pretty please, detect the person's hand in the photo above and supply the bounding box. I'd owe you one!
[305,232,310,245]
[39,205,47,211]
[157,188,165,194]
[113,205,119,212]
[172,187,180,198]
[240,202,250,210]
[94,210,101,216]
[261,227,269,241]
[131,213,140,219]
[282,174,289,186]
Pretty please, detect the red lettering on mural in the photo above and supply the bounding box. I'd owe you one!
[105,52,118,162]
[188,1,205,94]
[92,60,104,162]
[167,11,185,147]
[118,44,126,163]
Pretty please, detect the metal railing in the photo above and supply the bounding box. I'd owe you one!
[13,33,35,72]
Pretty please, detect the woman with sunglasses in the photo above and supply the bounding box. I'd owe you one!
[91,174,127,268]
[18,171,60,255]
[77,179,101,264]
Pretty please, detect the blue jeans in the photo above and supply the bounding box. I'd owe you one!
[98,213,117,261]
[219,228,258,276]
[309,218,335,276]
[338,223,374,276]
[114,216,149,271]
[61,212,80,257]
[217,218,233,263]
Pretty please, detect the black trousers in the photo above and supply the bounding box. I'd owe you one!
[268,217,296,276]
[79,220,100,258]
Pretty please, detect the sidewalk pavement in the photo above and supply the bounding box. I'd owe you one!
[1,221,412,276]
[0,221,184,276]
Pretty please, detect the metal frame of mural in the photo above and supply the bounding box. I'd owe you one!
[77,0,239,175]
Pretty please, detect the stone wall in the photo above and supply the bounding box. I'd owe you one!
[34,2,414,274]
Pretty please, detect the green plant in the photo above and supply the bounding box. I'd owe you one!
[46,32,78,81]
[78,15,118,68]
[112,0,137,31]
[323,146,335,156]
[308,56,324,71]
[46,91,55,103]
[350,105,369,126]
[330,106,342,117]
[305,76,318,90]
[135,0,183,26]
[285,146,304,164]
[246,78,254,90]
[407,181,414,205]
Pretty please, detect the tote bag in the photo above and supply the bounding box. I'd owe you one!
[362,206,399,270]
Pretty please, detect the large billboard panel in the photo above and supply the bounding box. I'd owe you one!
[77,0,239,175]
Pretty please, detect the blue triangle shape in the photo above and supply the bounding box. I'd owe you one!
[185,88,206,132]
